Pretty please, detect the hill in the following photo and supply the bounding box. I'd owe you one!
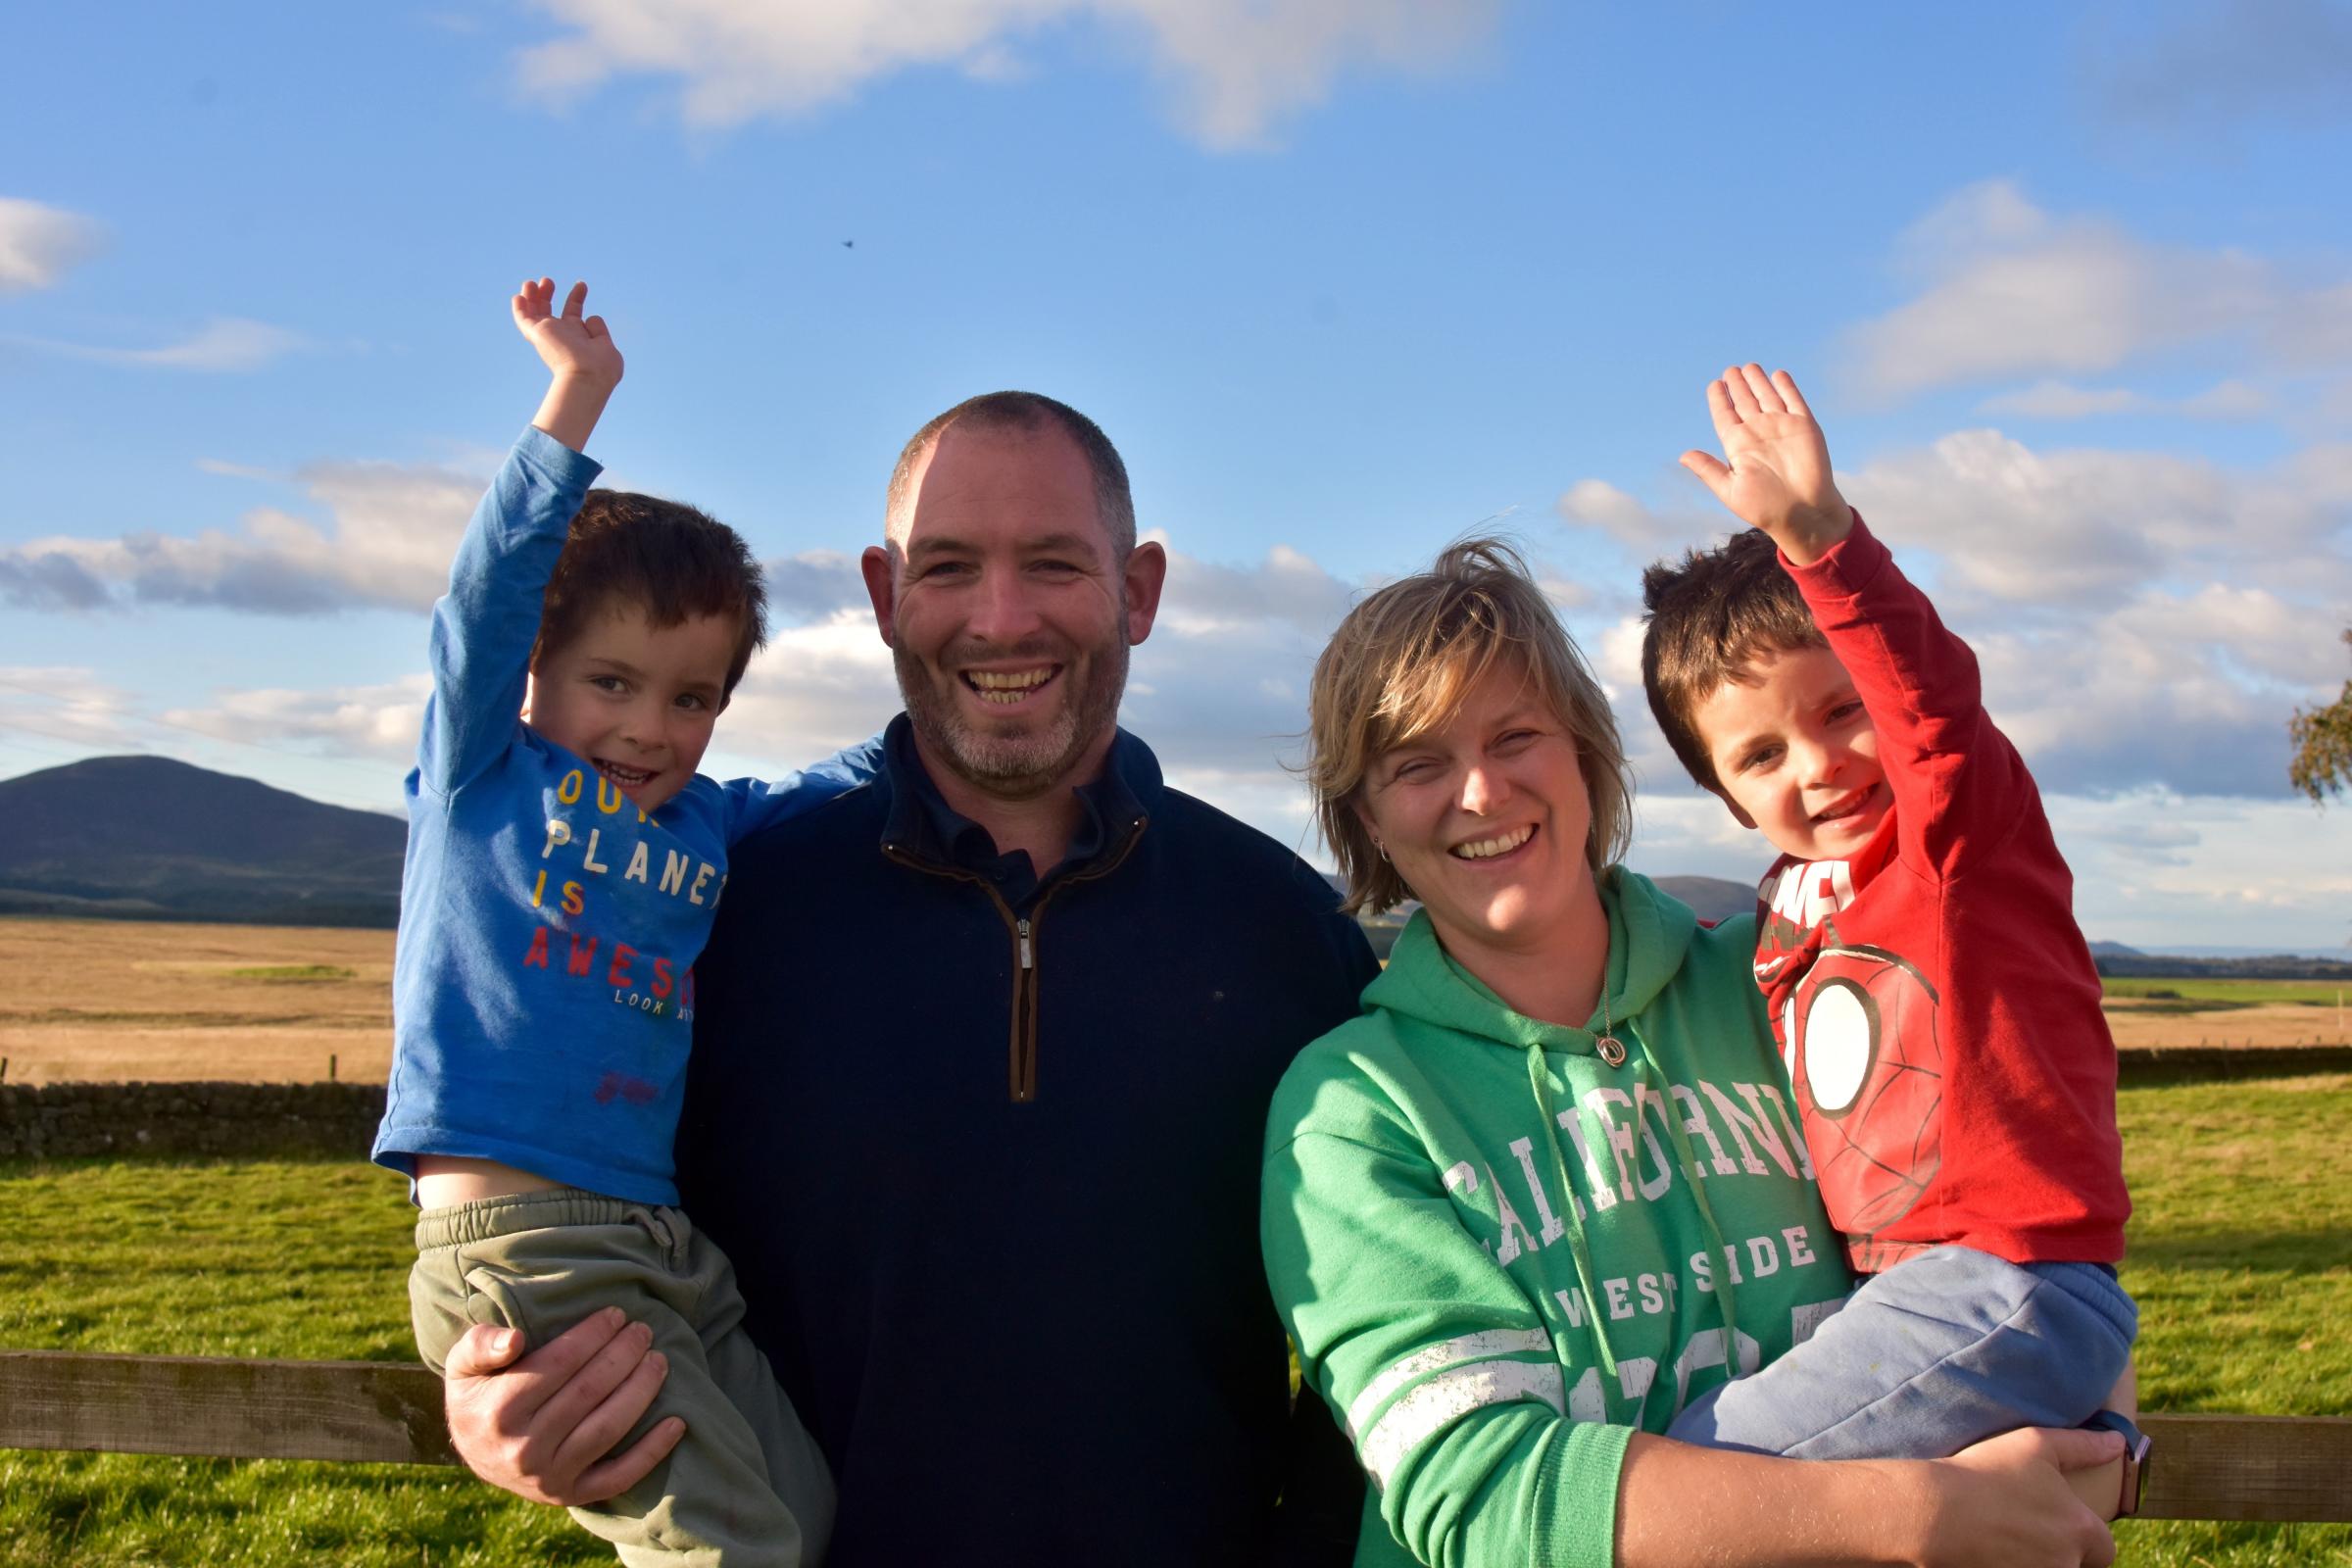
[0,756,405,928]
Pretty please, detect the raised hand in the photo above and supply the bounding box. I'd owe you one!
[513,277,622,452]
[1679,364,1851,564]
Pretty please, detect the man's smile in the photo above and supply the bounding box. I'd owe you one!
[962,665,1060,706]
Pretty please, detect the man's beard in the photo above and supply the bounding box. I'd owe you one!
[897,628,1130,803]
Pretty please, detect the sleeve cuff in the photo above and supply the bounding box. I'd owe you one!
[1531,1418,1633,1568]
[513,423,605,488]
[1781,508,1888,602]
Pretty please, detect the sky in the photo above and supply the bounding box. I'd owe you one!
[3,0,2350,953]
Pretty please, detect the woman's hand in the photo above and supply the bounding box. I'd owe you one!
[441,1307,684,1505]
[1910,1426,2124,1567]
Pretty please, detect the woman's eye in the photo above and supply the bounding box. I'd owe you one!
[591,675,627,694]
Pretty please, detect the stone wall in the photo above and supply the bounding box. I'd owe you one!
[0,1082,385,1161]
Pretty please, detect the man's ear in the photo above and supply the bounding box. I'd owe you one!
[1121,540,1168,646]
[859,545,899,647]
[1708,784,1757,831]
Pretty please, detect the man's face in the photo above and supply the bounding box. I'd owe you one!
[1691,641,1888,863]
[861,420,1165,801]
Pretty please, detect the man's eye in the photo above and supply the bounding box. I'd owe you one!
[919,561,973,580]
[1033,559,1082,576]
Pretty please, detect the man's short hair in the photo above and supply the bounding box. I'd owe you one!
[886,391,1136,559]
[1306,536,1635,916]
[531,489,770,696]
[1640,529,1827,793]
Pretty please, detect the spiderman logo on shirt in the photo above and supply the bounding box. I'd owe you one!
[1784,945,1944,1248]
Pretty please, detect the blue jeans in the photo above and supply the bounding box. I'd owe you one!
[1666,1245,2136,1459]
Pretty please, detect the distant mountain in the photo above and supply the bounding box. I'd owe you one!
[1649,876,1754,925]
[0,756,405,928]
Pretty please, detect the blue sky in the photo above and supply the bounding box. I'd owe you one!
[4,0,2350,951]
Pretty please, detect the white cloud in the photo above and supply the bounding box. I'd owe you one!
[2,459,485,615]
[18,317,308,372]
[1846,428,2352,612]
[159,675,431,763]
[516,0,1497,148]
[0,665,145,752]
[1842,180,2352,404]
[0,197,105,293]
[1976,378,2273,421]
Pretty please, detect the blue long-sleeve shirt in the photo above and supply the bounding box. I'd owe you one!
[373,427,875,1203]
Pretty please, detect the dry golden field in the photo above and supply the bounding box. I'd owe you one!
[0,916,392,1085]
[0,916,2343,1085]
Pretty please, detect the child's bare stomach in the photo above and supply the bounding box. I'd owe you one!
[414,1154,570,1208]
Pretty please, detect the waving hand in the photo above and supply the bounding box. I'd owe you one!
[1680,364,1852,564]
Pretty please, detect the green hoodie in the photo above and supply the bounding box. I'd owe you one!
[1262,869,1849,1568]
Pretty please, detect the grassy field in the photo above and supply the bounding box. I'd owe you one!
[2,1076,2347,1564]
[0,917,392,1086]
[2104,976,2352,1008]
[1,915,2346,1091]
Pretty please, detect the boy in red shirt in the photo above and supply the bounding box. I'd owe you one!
[1639,365,2145,1499]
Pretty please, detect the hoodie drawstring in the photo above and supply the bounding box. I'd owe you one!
[1522,1041,1621,1380]
[1621,1019,1741,1379]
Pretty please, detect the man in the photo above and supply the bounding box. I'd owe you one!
[440,392,1379,1564]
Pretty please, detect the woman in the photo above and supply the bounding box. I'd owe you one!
[1260,539,2123,1567]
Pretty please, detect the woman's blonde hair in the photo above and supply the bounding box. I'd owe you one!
[1307,537,1633,915]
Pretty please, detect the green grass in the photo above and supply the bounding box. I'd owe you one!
[2105,976,2352,1007]
[2114,1072,2352,1567]
[2,1081,2349,1565]
[0,1160,603,1566]
[220,964,359,983]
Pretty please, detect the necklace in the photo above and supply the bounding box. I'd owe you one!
[1594,987,1626,1067]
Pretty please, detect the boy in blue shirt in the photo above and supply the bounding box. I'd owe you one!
[374,278,872,1566]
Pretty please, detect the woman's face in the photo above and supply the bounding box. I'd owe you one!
[1356,661,1595,960]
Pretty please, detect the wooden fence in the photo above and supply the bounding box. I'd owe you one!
[3,1351,2348,1524]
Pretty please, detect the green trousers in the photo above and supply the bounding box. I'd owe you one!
[410,1189,833,1567]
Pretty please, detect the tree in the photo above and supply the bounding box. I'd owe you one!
[2289,628,2352,803]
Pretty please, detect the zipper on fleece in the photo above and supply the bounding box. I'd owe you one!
[881,813,1148,1103]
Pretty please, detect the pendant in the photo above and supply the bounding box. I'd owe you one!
[1594,1033,1627,1067]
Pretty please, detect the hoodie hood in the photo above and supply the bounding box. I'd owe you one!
[1363,865,1693,1054]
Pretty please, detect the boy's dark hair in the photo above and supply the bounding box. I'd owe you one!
[531,489,770,696]
[1640,529,1827,793]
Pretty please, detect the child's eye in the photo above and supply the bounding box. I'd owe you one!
[674,693,710,711]
[1829,700,1865,724]
[1739,744,1781,772]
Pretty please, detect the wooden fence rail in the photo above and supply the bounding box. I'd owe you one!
[2,1352,2347,1523]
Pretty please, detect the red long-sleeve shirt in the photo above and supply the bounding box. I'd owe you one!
[1748,515,2130,1273]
